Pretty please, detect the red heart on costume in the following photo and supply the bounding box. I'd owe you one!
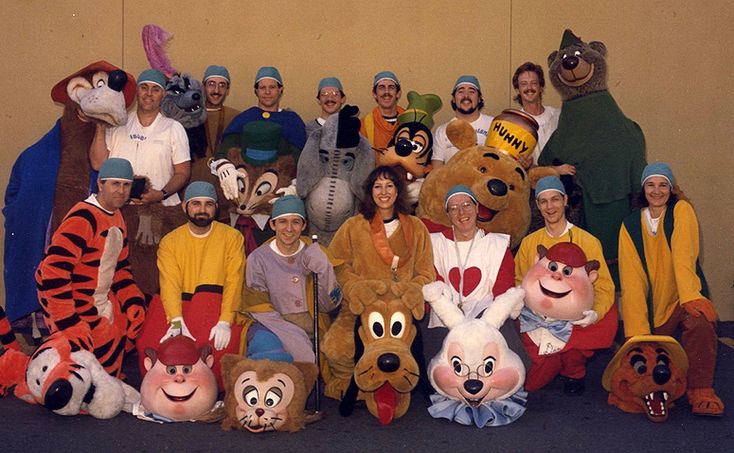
[448,266,482,297]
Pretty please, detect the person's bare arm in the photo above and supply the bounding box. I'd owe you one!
[138,161,191,204]
[89,123,110,170]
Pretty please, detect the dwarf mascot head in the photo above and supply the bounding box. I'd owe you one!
[140,336,219,422]
[522,242,598,321]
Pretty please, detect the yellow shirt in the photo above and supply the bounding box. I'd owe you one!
[618,201,704,336]
[157,221,245,323]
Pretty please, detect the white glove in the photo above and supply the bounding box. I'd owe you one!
[269,179,298,204]
[572,310,599,327]
[160,316,196,343]
[135,214,160,246]
[211,158,239,200]
[422,281,449,303]
[209,321,232,351]
[406,178,424,206]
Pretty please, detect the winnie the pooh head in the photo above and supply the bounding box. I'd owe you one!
[418,119,551,248]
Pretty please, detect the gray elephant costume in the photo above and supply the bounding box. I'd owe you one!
[297,105,375,245]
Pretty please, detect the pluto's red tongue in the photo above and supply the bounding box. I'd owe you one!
[375,383,397,425]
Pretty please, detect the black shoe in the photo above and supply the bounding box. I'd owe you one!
[564,377,585,395]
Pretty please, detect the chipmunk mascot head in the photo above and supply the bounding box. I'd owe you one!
[423,284,527,427]
[214,120,299,254]
[602,335,688,423]
[297,104,375,245]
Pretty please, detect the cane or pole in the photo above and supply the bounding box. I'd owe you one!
[311,234,321,413]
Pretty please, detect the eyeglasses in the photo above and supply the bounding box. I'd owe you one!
[206,80,228,89]
[451,356,496,377]
[447,201,475,214]
[319,90,340,97]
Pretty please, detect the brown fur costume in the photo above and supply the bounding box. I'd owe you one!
[417,120,554,248]
[220,355,317,433]
[216,120,298,254]
[51,61,136,232]
[602,335,688,423]
[334,280,425,425]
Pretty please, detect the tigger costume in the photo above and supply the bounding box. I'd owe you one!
[0,325,140,418]
[0,305,19,351]
[35,196,146,377]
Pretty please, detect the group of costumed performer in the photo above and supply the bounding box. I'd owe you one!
[35,158,147,377]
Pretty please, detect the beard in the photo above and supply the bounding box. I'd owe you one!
[456,104,478,115]
[188,213,214,228]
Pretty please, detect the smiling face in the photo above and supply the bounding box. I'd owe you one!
[140,355,218,421]
[373,80,400,111]
[516,71,542,106]
[136,82,164,114]
[317,87,345,116]
[205,76,230,108]
[372,175,399,219]
[255,79,283,112]
[536,190,567,228]
[446,193,478,240]
[521,249,597,320]
[452,84,481,115]
[429,320,524,406]
[270,214,306,255]
[643,176,671,213]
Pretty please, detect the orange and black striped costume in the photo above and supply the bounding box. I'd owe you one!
[0,305,19,351]
[35,198,146,377]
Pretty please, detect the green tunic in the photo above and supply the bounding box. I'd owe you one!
[539,90,646,279]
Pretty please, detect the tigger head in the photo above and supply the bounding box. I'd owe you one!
[3,330,138,418]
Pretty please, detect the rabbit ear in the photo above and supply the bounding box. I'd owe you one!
[428,294,465,329]
[481,287,525,328]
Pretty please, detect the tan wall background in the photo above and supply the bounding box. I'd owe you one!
[1,0,732,319]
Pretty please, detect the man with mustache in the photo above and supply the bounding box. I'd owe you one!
[512,62,563,170]
[198,65,240,183]
[431,75,494,170]
[360,71,404,150]
[305,77,346,137]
